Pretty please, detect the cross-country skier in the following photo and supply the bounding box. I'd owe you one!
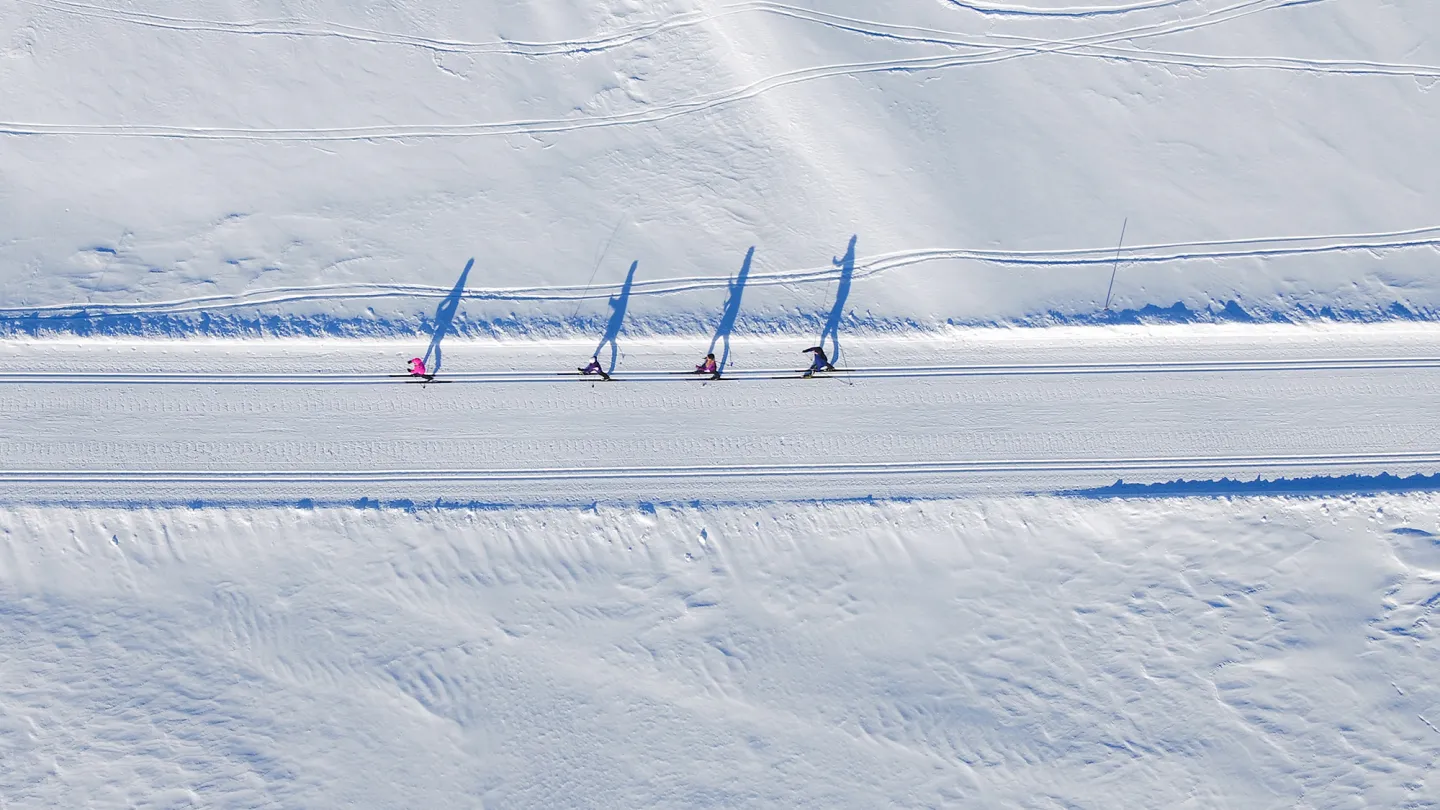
[694,353,719,379]
[802,346,835,377]
[578,356,611,381]
[407,357,428,377]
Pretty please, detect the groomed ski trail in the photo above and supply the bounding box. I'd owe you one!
[10,449,1440,484]
[7,327,1440,504]
[5,354,1440,385]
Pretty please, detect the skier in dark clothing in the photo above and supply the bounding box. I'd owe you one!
[802,346,835,377]
[578,356,611,381]
[694,352,719,379]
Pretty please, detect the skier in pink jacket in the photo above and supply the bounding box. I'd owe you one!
[694,353,719,379]
[407,357,428,377]
[578,356,611,381]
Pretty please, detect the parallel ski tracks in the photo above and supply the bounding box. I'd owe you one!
[5,0,1382,144]
[8,450,1440,486]
[8,224,1436,317]
[7,356,1440,385]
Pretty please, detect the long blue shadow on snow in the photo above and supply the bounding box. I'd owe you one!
[593,260,638,374]
[26,470,1440,513]
[2,293,1438,340]
[1068,472,1440,499]
[422,257,473,373]
[1011,300,1425,328]
[818,236,856,365]
[707,247,754,375]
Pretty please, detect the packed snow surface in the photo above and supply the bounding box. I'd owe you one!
[4,0,1440,806]
[7,323,1440,504]
[3,325,1439,806]
[2,496,1437,807]
[2,0,1439,331]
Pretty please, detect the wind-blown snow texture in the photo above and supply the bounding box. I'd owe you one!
[1,497,1436,807]
[2,0,1439,335]
[4,1,1440,806]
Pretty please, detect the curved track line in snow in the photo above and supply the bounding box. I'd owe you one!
[28,0,1344,73]
[1056,44,1440,78]
[945,0,1202,16]
[5,225,1435,317]
[21,0,747,56]
[722,2,1435,81]
[7,450,1440,485]
[24,0,1406,98]
[21,0,1212,56]
[2,0,1342,142]
[6,356,1440,386]
[768,2,1436,80]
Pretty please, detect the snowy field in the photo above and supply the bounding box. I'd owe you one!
[6,328,1439,806]
[4,0,1440,806]
[2,497,1437,807]
[7,323,1440,505]
[2,0,1439,331]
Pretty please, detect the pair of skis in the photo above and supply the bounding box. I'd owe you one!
[574,370,852,383]
[390,370,851,384]
[695,370,853,384]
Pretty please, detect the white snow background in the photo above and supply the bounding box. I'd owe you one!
[2,0,1439,331]
[2,0,1440,806]
[2,497,1438,807]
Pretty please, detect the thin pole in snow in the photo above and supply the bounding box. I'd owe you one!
[572,215,627,321]
[1103,217,1128,311]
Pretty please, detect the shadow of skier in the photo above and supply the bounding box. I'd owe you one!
[707,247,754,376]
[422,258,473,375]
[818,236,856,366]
[594,260,638,376]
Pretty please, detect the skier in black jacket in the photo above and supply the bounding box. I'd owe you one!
[802,346,835,377]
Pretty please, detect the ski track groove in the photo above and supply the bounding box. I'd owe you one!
[947,0,1204,16]
[23,0,1396,84]
[14,0,1281,58]
[8,450,1440,485]
[6,355,1440,385]
[4,224,1437,317]
[9,348,1433,498]
[26,0,1216,46]
[2,0,1364,143]
[4,0,1434,502]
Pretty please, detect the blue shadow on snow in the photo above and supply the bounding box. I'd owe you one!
[422,257,473,373]
[818,236,856,365]
[1069,471,1440,498]
[5,266,1440,341]
[707,247,754,375]
[593,260,638,374]
[29,470,1440,512]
